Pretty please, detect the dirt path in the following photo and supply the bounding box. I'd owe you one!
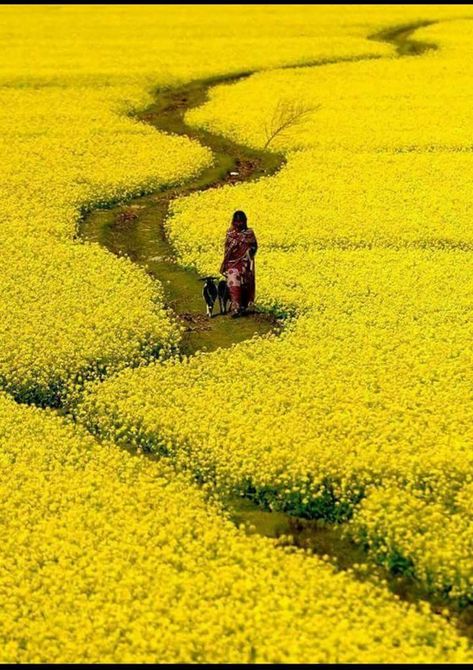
[79,20,436,355]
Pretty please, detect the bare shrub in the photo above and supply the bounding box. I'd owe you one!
[263,98,320,150]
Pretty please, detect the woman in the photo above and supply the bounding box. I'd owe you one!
[220,210,258,318]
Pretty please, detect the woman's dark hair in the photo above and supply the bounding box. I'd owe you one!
[232,210,247,230]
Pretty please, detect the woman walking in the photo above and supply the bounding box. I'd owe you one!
[220,210,258,318]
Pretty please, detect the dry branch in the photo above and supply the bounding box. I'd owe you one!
[263,98,320,150]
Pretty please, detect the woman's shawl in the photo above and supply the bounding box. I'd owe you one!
[220,227,257,274]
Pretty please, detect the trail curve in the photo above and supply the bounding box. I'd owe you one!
[79,20,437,356]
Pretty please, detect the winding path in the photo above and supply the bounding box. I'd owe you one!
[78,18,473,636]
[79,20,436,356]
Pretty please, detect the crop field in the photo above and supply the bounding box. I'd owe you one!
[1,4,473,663]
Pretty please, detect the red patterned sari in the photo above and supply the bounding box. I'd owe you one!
[220,222,258,312]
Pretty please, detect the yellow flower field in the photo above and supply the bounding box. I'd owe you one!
[187,19,473,153]
[4,393,471,663]
[2,3,473,661]
[0,3,399,402]
[0,84,209,403]
[78,16,473,605]
[349,484,473,605]
[168,150,473,254]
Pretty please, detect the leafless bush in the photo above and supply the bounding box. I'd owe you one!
[263,98,320,150]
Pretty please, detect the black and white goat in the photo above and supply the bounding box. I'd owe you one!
[201,277,218,318]
[217,279,230,315]
[201,277,231,317]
